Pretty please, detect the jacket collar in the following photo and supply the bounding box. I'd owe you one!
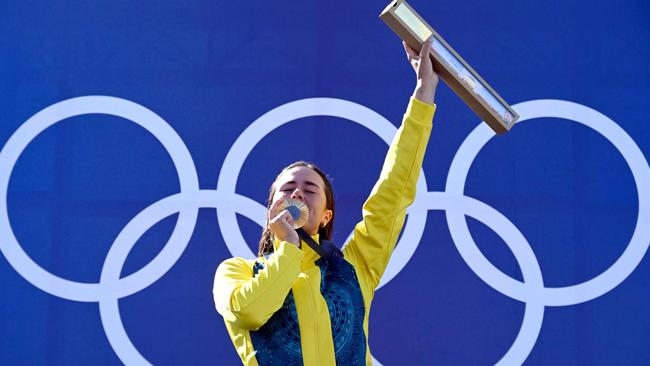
[273,232,322,269]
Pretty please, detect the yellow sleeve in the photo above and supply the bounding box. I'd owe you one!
[213,241,304,330]
[342,97,435,291]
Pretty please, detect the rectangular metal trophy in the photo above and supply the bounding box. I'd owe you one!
[380,0,519,134]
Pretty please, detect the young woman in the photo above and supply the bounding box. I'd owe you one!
[213,38,439,365]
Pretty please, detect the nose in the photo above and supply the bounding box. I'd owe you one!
[290,188,303,201]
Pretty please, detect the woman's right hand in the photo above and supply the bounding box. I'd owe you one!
[267,199,300,247]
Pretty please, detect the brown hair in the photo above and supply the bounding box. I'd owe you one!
[258,161,335,256]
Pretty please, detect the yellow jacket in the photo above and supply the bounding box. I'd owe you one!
[213,97,436,365]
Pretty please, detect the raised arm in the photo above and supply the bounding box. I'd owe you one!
[342,38,438,291]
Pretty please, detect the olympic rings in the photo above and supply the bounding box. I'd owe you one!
[1,96,647,365]
[0,96,200,302]
[446,100,650,306]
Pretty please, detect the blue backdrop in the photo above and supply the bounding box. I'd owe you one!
[1,1,649,365]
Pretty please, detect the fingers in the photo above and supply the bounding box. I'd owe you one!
[404,38,434,75]
[268,198,284,221]
[268,199,295,226]
[270,209,296,237]
[419,35,433,58]
[268,206,293,227]
[282,210,295,227]
[403,41,418,59]
[271,209,294,226]
[267,207,298,246]
[418,36,434,75]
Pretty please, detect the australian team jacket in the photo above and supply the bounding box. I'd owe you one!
[213,97,436,365]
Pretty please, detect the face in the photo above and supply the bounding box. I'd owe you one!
[271,166,332,235]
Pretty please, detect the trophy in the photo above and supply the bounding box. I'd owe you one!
[380,0,519,134]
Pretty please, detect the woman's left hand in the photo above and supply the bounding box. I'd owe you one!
[403,36,439,105]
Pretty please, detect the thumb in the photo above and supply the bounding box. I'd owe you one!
[419,36,433,61]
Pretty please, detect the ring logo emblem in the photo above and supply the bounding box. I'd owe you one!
[1,97,648,365]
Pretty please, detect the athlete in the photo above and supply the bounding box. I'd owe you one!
[213,37,439,365]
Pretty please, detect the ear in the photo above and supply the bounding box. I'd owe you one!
[322,209,333,226]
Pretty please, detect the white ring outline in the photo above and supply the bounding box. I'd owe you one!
[420,192,545,366]
[100,190,226,365]
[446,99,650,306]
[0,96,200,302]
